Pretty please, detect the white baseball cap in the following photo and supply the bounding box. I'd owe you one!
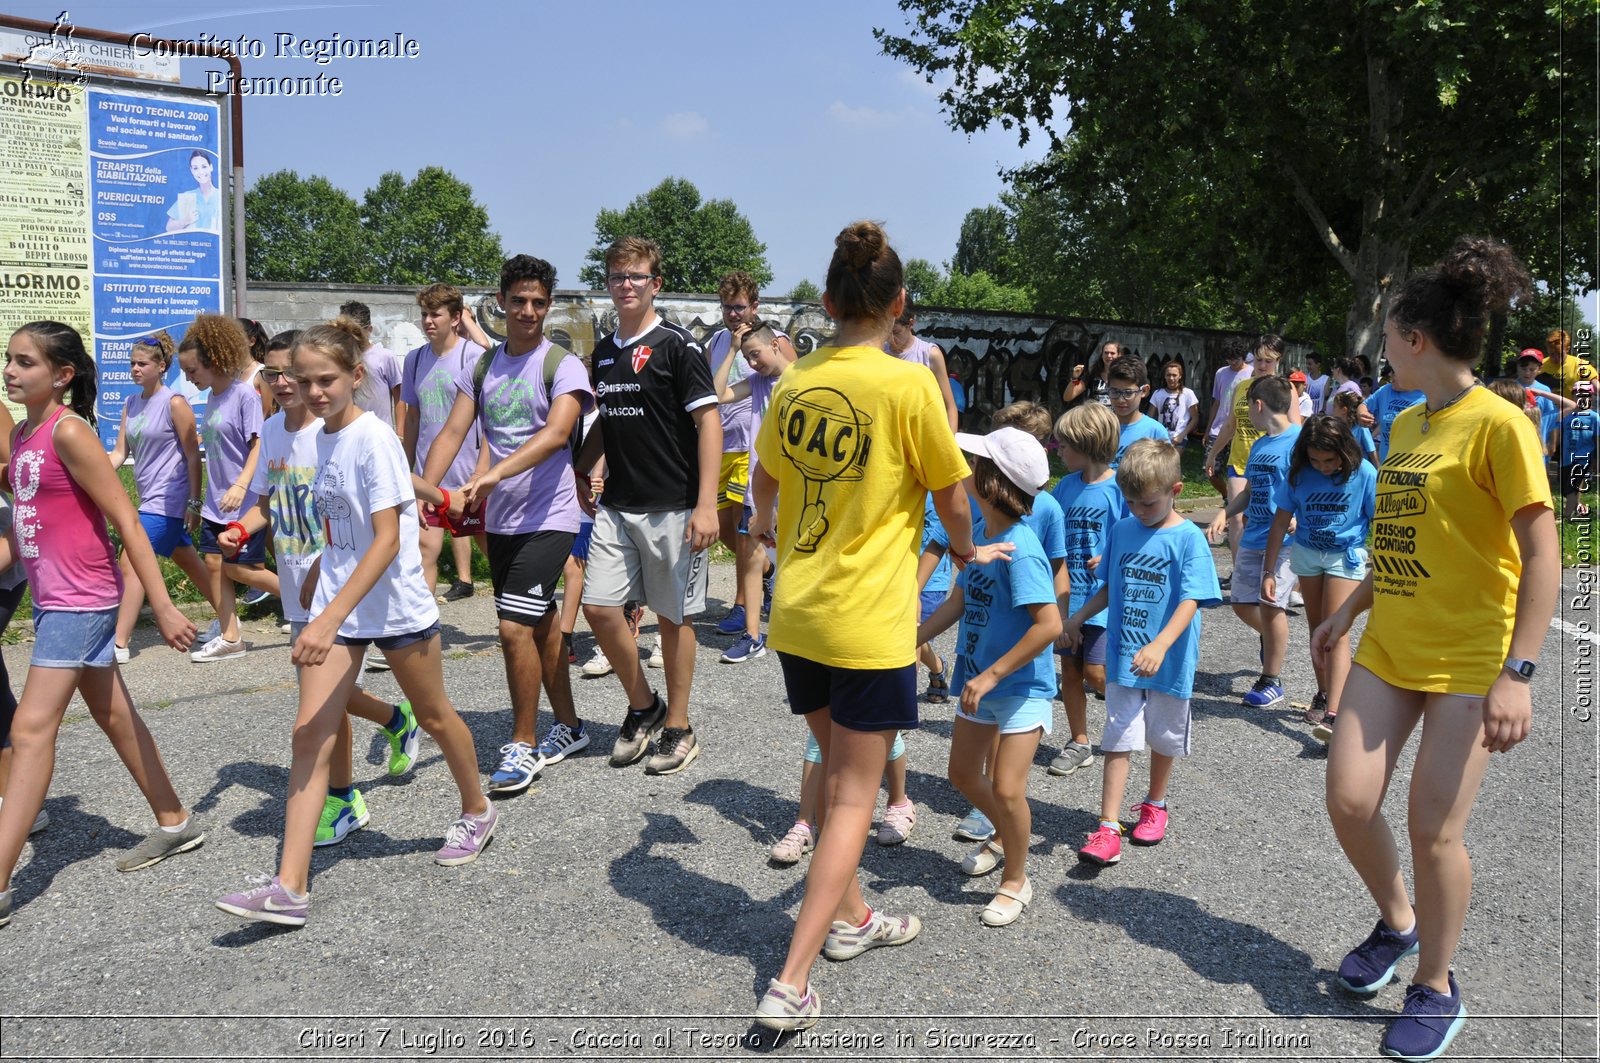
[955,427,1050,497]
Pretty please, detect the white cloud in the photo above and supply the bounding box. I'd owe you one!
[828,100,903,128]
[661,111,709,138]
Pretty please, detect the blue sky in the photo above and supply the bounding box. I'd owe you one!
[48,0,1039,295]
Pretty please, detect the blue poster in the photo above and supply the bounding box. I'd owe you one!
[88,88,223,446]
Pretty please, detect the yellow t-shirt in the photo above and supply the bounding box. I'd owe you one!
[1357,386,1552,694]
[1544,353,1598,400]
[755,344,970,668]
[1226,374,1264,471]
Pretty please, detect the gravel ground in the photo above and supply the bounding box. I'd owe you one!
[0,518,1594,1062]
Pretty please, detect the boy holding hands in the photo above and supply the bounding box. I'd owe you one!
[1068,439,1220,865]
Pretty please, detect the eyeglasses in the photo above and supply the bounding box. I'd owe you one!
[721,303,750,314]
[258,368,295,384]
[1108,387,1143,399]
[606,273,657,288]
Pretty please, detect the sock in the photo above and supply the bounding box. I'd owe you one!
[793,820,812,833]
[281,881,309,902]
[329,785,354,803]
[386,705,405,731]
[1099,819,1121,832]
[854,906,873,929]
[159,817,190,834]
[1391,918,1417,936]
[1260,673,1279,685]
[1144,797,1167,809]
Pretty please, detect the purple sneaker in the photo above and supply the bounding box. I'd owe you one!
[434,801,498,866]
[215,874,309,927]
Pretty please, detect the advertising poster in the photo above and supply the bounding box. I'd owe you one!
[88,87,223,445]
[0,73,92,421]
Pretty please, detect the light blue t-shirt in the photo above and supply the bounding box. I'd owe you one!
[1114,415,1169,467]
[1273,460,1376,567]
[1241,425,1302,552]
[951,521,1057,702]
[973,489,1068,565]
[1352,424,1377,463]
[1104,517,1221,699]
[1561,409,1598,464]
[921,493,953,595]
[1051,472,1125,630]
[1366,384,1425,462]
[1528,381,1559,450]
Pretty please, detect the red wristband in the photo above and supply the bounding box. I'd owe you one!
[224,521,248,558]
[439,487,450,514]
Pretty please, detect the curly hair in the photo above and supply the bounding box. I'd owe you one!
[1390,236,1533,363]
[178,315,252,377]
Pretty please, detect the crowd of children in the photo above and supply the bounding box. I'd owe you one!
[0,224,1579,1063]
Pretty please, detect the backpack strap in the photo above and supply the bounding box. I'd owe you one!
[470,343,500,408]
[540,342,584,457]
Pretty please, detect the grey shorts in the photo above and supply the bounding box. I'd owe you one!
[581,506,708,625]
[1103,682,1192,757]
[1231,547,1296,609]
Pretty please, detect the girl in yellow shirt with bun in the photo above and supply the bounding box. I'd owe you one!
[1313,236,1558,1062]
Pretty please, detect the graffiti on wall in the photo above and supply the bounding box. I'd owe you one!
[248,283,1307,430]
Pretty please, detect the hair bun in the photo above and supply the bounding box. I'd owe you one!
[329,316,369,345]
[1439,235,1531,314]
[835,221,886,271]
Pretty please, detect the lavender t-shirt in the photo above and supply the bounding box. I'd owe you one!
[747,370,778,475]
[357,344,402,429]
[455,340,594,535]
[201,378,263,523]
[705,328,751,454]
[125,385,191,518]
[402,338,482,487]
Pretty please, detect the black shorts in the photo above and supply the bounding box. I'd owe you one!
[778,651,918,733]
[335,622,440,650]
[487,529,574,627]
[199,517,268,565]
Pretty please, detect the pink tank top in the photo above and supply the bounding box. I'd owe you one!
[9,407,123,610]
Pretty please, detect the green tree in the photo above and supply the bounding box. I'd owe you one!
[903,258,946,304]
[789,278,821,301]
[952,205,1018,285]
[938,270,1034,314]
[579,178,771,292]
[359,167,504,286]
[879,2,1596,361]
[244,170,369,283]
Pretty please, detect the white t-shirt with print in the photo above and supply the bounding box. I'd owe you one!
[311,411,439,638]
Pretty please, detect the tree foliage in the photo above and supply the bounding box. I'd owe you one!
[360,168,504,287]
[952,205,1019,285]
[245,167,502,286]
[879,1,1596,359]
[244,170,369,283]
[789,278,821,301]
[579,178,771,293]
[903,257,1034,314]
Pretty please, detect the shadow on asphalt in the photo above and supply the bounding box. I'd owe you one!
[10,796,141,904]
[608,810,804,999]
[1054,882,1389,1018]
[1189,692,1327,757]
[682,777,796,848]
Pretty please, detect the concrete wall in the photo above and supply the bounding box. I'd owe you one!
[248,282,1309,428]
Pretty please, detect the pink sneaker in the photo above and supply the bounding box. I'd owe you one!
[1078,823,1122,865]
[876,800,916,845]
[1130,802,1168,845]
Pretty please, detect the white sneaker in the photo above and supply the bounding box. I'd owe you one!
[580,647,613,677]
[190,635,246,663]
[0,798,48,835]
[646,641,665,669]
[278,621,291,634]
[1289,590,1305,607]
[114,644,130,665]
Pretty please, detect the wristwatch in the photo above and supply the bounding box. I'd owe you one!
[1503,657,1536,681]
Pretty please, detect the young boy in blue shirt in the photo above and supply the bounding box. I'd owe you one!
[1107,358,1168,467]
[1067,439,1220,865]
[1206,375,1302,708]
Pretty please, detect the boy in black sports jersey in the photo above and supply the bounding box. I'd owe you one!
[576,236,722,774]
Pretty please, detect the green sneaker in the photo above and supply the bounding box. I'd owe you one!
[313,789,369,847]
[381,700,420,777]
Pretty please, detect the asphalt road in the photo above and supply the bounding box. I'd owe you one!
[0,521,1594,1062]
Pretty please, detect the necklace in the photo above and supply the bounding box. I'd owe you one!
[1420,382,1477,434]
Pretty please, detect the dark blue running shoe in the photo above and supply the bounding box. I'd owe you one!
[1338,918,1420,994]
[1380,972,1466,1061]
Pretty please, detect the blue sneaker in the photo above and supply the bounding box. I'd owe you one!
[1381,972,1466,1061]
[1338,918,1421,995]
[532,722,589,770]
[762,568,774,619]
[487,741,540,794]
[240,586,275,607]
[721,633,766,663]
[716,605,747,635]
[953,807,994,842]
[1242,678,1286,709]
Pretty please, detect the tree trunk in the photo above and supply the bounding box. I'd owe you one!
[1345,238,1408,365]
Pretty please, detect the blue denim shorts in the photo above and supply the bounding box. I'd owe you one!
[334,622,440,651]
[956,693,1055,735]
[139,512,192,557]
[32,607,118,669]
[1289,541,1368,581]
